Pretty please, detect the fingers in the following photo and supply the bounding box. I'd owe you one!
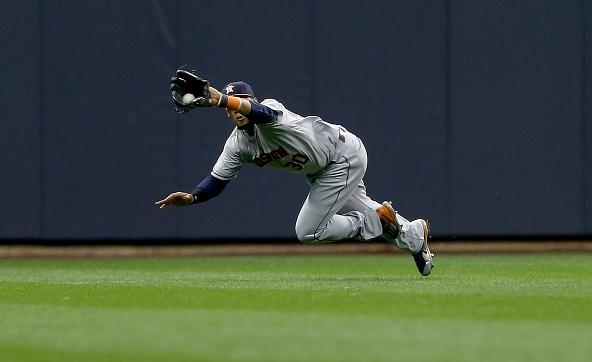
[155,199,168,209]
[155,193,175,208]
[155,192,190,209]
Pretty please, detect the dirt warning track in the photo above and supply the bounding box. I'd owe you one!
[0,241,590,259]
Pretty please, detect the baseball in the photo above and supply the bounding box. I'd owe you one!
[182,93,196,104]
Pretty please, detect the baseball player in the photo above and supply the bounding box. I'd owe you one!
[156,70,434,276]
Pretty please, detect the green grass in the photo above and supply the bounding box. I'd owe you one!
[0,254,591,361]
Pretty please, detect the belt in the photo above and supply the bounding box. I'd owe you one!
[339,128,346,143]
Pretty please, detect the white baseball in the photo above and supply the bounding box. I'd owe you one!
[182,93,196,104]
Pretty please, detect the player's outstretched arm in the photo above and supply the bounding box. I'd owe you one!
[212,87,253,115]
[155,192,193,209]
[156,175,230,209]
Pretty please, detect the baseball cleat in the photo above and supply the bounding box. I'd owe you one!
[376,201,401,245]
[413,219,434,276]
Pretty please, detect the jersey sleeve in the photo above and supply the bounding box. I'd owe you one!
[190,174,230,203]
[211,132,246,180]
[247,100,278,124]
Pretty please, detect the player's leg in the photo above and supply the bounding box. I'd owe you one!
[294,158,379,242]
[293,135,424,247]
[337,176,434,276]
[294,136,382,243]
[337,181,426,252]
[336,180,381,213]
[293,132,434,275]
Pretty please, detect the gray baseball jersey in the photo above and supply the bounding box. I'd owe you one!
[211,99,343,180]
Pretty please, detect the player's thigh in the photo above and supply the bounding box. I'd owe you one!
[296,152,366,230]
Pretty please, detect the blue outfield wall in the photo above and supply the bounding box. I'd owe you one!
[0,0,590,241]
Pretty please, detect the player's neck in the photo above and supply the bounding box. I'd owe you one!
[238,123,255,136]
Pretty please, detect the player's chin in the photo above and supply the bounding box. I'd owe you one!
[236,119,250,129]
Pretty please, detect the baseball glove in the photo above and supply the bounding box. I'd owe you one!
[170,69,213,113]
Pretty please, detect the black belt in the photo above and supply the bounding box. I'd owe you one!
[339,129,346,143]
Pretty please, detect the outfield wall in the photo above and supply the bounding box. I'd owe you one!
[1,1,591,241]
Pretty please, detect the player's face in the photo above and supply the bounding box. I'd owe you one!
[227,109,250,128]
[226,96,254,129]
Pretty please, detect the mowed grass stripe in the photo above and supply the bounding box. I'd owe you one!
[0,254,590,361]
[1,304,590,362]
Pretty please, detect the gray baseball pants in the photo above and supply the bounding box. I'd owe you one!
[294,129,425,253]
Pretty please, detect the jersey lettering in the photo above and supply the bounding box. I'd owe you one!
[253,146,289,167]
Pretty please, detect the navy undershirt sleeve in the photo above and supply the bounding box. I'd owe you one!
[190,174,230,203]
[247,100,278,124]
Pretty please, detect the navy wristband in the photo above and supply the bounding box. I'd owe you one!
[217,94,228,108]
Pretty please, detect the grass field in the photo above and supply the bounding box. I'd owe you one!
[0,253,591,361]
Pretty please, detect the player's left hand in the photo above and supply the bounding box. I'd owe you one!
[170,69,212,113]
[155,192,194,208]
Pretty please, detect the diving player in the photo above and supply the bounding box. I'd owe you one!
[156,76,434,276]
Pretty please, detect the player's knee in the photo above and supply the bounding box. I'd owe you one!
[296,226,319,244]
[295,224,323,244]
[296,230,315,244]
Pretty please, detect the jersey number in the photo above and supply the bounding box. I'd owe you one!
[284,154,309,171]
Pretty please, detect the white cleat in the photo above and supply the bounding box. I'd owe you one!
[413,219,434,276]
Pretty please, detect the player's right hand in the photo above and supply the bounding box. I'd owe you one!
[208,87,222,106]
[155,192,194,208]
